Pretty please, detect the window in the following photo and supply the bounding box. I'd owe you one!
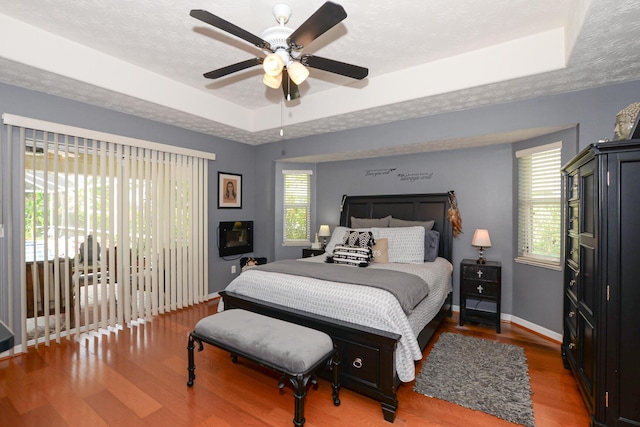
[4,113,212,345]
[282,170,312,245]
[516,141,562,267]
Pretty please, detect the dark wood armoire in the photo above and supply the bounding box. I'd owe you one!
[561,139,640,426]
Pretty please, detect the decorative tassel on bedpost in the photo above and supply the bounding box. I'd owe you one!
[447,190,463,238]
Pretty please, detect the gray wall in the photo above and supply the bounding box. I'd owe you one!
[253,79,640,335]
[315,145,513,312]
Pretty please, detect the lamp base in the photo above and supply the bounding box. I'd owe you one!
[476,247,486,264]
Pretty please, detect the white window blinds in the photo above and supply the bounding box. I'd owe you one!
[3,114,211,348]
[516,141,562,266]
[282,170,312,245]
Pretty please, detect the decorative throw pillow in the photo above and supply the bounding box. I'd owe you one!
[325,226,369,254]
[327,244,372,267]
[424,230,440,262]
[343,230,375,248]
[371,238,389,263]
[350,215,391,228]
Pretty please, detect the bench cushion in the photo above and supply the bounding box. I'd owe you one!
[194,309,334,373]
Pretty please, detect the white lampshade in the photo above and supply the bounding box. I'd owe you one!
[318,224,331,237]
[262,72,282,89]
[263,53,285,77]
[471,229,492,248]
[287,61,309,85]
[471,228,491,264]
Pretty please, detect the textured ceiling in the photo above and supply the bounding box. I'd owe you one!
[0,0,640,148]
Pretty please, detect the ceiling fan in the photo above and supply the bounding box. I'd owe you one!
[190,2,368,101]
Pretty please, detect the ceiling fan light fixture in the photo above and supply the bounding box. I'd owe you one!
[287,61,309,85]
[192,3,368,100]
[263,53,285,76]
[263,72,282,89]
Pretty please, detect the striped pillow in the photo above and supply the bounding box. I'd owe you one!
[343,230,375,248]
[328,244,373,267]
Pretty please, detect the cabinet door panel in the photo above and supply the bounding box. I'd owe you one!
[578,312,596,409]
[614,156,640,425]
[579,163,595,236]
[579,244,596,317]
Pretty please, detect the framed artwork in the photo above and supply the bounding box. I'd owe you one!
[218,172,242,208]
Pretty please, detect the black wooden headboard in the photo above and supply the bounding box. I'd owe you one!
[338,193,453,262]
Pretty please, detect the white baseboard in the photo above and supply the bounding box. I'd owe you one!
[509,315,562,342]
[451,305,562,343]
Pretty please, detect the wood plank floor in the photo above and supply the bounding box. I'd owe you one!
[0,299,590,426]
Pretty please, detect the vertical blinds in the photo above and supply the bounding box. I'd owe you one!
[282,170,312,244]
[3,115,211,349]
[516,142,562,263]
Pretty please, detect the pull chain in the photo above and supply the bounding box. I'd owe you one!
[280,98,284,137]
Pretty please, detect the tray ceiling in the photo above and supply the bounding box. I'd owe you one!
[0,0,639,146]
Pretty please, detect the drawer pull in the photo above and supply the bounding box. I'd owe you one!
[570,248,577,255]
[570,216,578,222]
[352,358,363,369]
[568,343,576,350]
[569,279,576,287]
[569,311,575,318]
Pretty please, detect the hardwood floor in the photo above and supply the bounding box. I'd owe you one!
[0,299,590,426]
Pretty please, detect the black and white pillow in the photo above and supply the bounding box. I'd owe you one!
[327,244,373,267]
[344,230,375,248]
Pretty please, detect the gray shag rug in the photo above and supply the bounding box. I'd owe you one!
[414,332,535,427]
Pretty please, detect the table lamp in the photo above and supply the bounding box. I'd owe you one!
[471,229,492,264]
[318,225,331,249]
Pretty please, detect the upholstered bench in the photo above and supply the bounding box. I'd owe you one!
[187,309,340,426]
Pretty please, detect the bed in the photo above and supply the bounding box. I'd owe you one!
[219,193,454,422]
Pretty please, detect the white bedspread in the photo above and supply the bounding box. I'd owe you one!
[220,255,453,382]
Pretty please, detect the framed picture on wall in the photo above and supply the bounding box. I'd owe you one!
[218,172,242,208]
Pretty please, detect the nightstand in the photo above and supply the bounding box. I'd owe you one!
[302,248,325,258]
[460,259,502,333]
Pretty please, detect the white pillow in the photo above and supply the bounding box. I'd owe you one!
[372,226,425,264]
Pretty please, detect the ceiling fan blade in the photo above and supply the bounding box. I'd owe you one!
[287,2,347,49]
[203,58,263,79]
[190,9,271,50]
[301,55,368,80]
[281,69,301,101]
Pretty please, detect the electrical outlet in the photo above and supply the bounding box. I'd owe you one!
[231,265,236,274]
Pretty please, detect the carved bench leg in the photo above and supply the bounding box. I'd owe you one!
[187,334,195,386]
[286,373,310,426]
[187,334,203,387]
